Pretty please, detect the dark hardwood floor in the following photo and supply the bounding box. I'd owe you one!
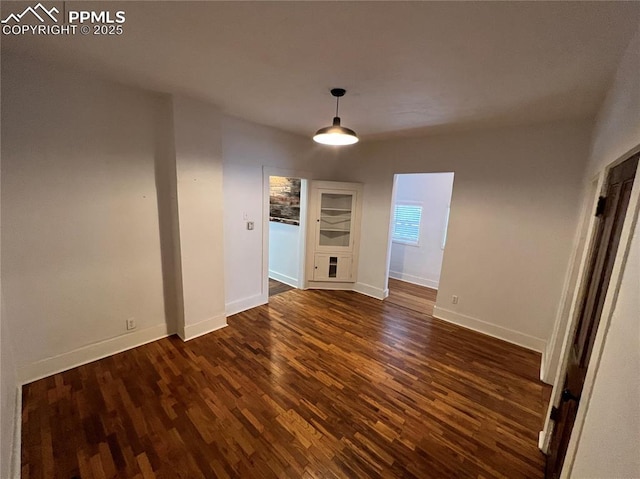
[22,288,550,478]
[385,278,437,315]
[269,278,294,297]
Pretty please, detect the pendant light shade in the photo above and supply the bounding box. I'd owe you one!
[313,88,359,145]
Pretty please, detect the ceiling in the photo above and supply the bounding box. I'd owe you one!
[3,1,639,140]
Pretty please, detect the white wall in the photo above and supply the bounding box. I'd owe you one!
[0,54,345,475]
[269,222,301,287]
[1,54,336,382]
[172,96,226,339]
[222,116,341,315]
[568,24,640,478]
[344,121,591,351]
[389,173,454,289]
[1,55,170,383]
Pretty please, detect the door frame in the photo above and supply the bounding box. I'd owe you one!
[540,148,640,477]
[542,175,603,384]
[262,166,314,302]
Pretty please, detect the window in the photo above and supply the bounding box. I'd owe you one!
[392,203,423,245]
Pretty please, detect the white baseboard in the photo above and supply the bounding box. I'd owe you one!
[433,306,546,352]
[17,322,171,385]
[306,281,356,290]
[268,271,299,288]
[225,293,267,317]
[179,314,227,341]
[389,271,439,290]
[539,428,551,454]
[353,282,388,300]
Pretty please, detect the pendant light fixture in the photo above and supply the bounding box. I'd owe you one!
[313,88,359,145]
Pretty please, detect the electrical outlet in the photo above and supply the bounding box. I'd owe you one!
[126,318,136,330]
[247,221,254,230]
[452,295,459,304]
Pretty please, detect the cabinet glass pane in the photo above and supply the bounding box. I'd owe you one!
[328,256,338,278]
[319,193,352,247]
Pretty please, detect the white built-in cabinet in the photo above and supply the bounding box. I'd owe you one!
[306,181,363,286]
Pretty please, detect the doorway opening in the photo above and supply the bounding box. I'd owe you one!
[267,175,307,298]
[385,172,454,315]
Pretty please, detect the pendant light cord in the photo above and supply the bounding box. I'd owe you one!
[335,96,340,118]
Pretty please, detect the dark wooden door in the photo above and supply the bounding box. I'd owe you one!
[545,153,638,478]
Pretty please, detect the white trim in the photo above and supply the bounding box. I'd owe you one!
[433,306,546,352]
[297,180,309,289]
[225,293,267,317]
[17,322,171,385]
[540,350,547,383]
[11,386,21,479]
[391,239,420,247]
[559,158,640,479]
[306,281,356,290]
[383,175,401,297]
[538,431,546,451]
[441,205,451,250]
[543,175,604,385]
[541,173,607,447]
[388,271,439,290]
[179,314,227,341]
[353,282,389,300]
[308,180,361,191]
[539,425,553,455]
[268,271,299,288]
